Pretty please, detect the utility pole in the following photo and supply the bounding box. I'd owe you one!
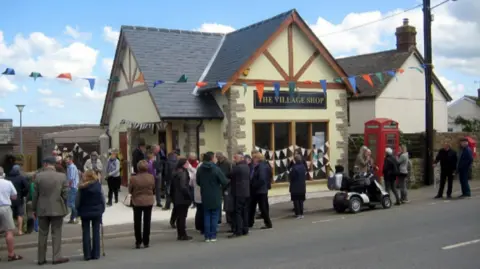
[423,0,434,186]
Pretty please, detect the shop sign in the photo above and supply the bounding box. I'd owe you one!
[253,91,326,109]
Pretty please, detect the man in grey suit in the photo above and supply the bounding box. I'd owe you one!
[32,157,70,265]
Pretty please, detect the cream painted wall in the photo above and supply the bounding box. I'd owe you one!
[200,120,225,154]
[239,53,285,80]
[348,99,376,134]
[115,46,144,92]
[375,54,448,133]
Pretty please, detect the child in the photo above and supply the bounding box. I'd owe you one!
[328,165,346,191]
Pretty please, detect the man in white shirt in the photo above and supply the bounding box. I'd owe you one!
[0,166,23,261]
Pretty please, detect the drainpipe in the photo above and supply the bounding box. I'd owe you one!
[196,120,204,158]
[105,127,112,149]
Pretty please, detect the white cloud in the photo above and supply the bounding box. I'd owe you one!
[0,29,98,78]
[195,23,235,33]
[103,26,119,46]
[0,76,18,96]
[0,107,4,113]
[22,85,27,92]
[438,76,465,100]
[41,97,65,108]
[102,58,113,74]
[64,25,92,41]
[37,88,53,95]
[75,86,106,101]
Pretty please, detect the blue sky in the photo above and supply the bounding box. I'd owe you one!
[0,0,478,126]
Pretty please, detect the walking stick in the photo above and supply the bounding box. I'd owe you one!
[101,222,106,256]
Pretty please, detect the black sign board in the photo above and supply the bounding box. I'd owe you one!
[253,91,326,109]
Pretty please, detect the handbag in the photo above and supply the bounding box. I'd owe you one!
[123,194,132,207]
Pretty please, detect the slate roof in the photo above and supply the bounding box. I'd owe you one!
[122,26,225,119]
[336,50,411,98]
[199,9,295,91]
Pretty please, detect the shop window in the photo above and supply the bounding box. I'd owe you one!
[311,122,328,179]
[295,122,310,158]
[274,122,291,182]
[254,123,272,153]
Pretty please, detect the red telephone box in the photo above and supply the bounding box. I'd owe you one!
[364,118,400,178]
[465,136,477,158]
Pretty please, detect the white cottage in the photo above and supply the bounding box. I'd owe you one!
[447,90,480,132]
[339,19,452,134]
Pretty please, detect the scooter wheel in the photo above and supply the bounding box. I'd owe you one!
[349,197,362,214]
[381,196,392,209]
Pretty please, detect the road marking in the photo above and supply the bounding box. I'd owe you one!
[442,239,480,250]
[429,202,437,205]
[312,217,346,224]
[443,200,451,203]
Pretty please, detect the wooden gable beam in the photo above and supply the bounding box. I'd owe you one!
[291,12,354,93]
[221,16,294,94]
[263,50,289,80]
[287,24,294,79]
[293,51,319,81]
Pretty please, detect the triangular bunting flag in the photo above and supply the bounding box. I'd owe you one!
[29,72,42,81]
[57,73,72,80]
[259,148,264,155]
[255,146,260,151]
[73,143,79,150]
[275,160,281,167]
[134,73,145,83]
[289,156,293,162]
[268,161,274,168]
[309,172,314,178]
[301,148,306,155]
[83,152,88,158]
[386,70,397,81]
[78,147,83,153]
[362,74,373,87]
[242,83,248,96]
[255,82,264,100]
[320,145,325,152]
[313,162,318,168]
[324,153,329,161]
[397,68,405,74]
[85,78,95,90]
[273,82,280,98]
[217,81,227,89]
[2,68,15,75]
[288,81,296,97]
[54,145,58,150]
[282,159,288,166]
[320,79,327,96]
[177,74,188,82]
[348,76,357,93]
[307,149,312,155]
[303,80,313,84]
[375,72,384,85]
[306,161,311,167]
[282,148,287,155]
[289,146,294,152]
[325,141,330,148]
[269,151,274,158]
[315,170,320,176]
[153,80,164,87]
[321,167,326,173]
[196,81,208,87]
[408,66,423,73]
[275,150,281,158]
[334,78,343,83]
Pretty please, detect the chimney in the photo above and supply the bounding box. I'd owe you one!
[395,18,417,51]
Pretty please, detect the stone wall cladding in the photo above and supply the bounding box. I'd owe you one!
[335,92,349,169]
[183,121,205,155]
[223,89,246,159]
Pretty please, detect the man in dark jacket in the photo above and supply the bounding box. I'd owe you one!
[228,152,251,238]
[132,139,146,175]
[434,142,458,199]
[457,138,473,198]
[163,152,178,228]
[249,153,273,229]
[215,152,232,224]
[383,148,401,205]
[153,144,166,207]
[7,165,29,235]
[196,152,228,242]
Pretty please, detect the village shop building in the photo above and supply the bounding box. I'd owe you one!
[100,9,354,185]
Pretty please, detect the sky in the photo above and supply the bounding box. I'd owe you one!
[0,0,478,126]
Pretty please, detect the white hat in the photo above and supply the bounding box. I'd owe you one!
[385,147,393,155]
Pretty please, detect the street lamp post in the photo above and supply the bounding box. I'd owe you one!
[16,105,25,156]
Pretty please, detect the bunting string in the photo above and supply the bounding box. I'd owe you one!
[0,64,425,93]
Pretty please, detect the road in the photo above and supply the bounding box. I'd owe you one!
[4,193,480,269]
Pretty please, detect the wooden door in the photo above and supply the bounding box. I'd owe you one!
[119,132,128,187]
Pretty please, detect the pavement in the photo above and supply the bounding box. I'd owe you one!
[2,182,479,268]
[3,180,480,252]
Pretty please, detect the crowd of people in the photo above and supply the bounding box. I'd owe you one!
[0,137,474,264]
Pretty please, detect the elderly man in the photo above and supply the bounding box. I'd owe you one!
[84,151,103,180]
[0,166,23,261]
[383,148,401,206]
[33,157,70,265]
[457,138,473,198]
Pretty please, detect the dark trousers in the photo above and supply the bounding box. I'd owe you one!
[81,216,101,260]
[195,203,204,233]
[233,197,249,235]
[458,170,471,196]
[170,206,177,226]
[107,176,121,204]
[438,171,454,197]
[293,200,304,216]
[133,206,152,246]
[164,182,172,209]
[384,179,400,203]
[175,204,189,238]
[155,175,162,206]
[249,193,272,228]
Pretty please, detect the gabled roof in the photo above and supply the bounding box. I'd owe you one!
[122,26,225,120]
[337,48,452,101]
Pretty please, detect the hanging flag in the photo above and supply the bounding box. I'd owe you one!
[29,72,42,81]
[324,153,329,161]
[134,73,145,83]
[242,83,248,96]
[421,64,427,69]
[397,68,405,74]
[275,160,281,167]
[347,76,357,93]
[84,78,95,90]
[408,66,423,73]
[269,151,274,158]
[57,73,72,80]
[268,161,274,168]
[321,167,326,173]
[303,80,313,84]
[108,76,120,82]
[306,161,311,167]
[288,81,296,97]
[217,81,226,89]
[282,159,288,166]
[282,148,287,155]
[309,171,314,178]
[153,80,164,87]
[334,78,343,83]
[386,70,397,81]
[177,74,188,82]
[319,80,327,95]
[362,74,374,87]
[1,68,15,75]
[375,72,384,85]
[196,81,208,87]
[275,150,281,158]
[273,82,280,98]
[255,82,264,101]
[288,146,294,152]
